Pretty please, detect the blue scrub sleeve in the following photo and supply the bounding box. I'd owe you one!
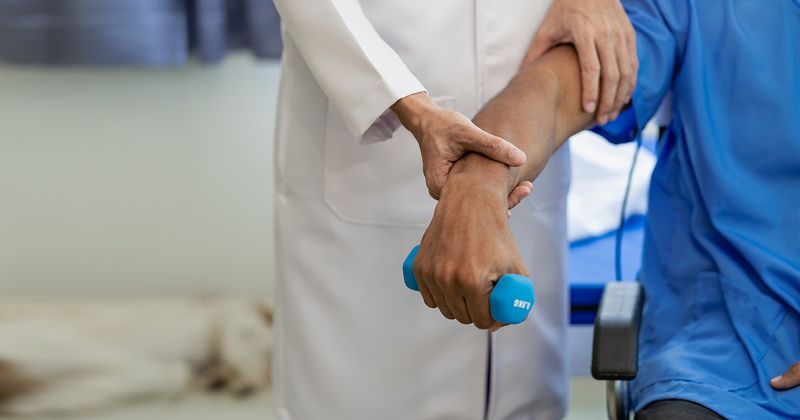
[593,0,684,143]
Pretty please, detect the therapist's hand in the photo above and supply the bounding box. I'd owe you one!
[412,154,529,330]
[522,0,637,124]
[392,92,527,200]
[771,362,800,391]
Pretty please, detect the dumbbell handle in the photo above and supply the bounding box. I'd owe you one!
[402,245,534,325]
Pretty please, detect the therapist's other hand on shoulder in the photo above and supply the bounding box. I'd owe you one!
[392,92,527,201]
[412,154,530,330]
[523,0,637,124]
[771,362,800,391]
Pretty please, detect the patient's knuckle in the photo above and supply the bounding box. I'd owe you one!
[415,261,431,279]
[433,266,454,287]
[455,272,480,294]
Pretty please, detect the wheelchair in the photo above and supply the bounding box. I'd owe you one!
[591,281,644,420]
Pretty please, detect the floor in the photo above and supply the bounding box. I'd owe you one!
[10,378,606,420]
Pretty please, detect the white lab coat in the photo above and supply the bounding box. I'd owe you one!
[272,1,571,419]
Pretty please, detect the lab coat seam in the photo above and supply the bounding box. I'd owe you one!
[273,61,294,195]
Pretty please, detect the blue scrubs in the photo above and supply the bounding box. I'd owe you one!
[595,0,800,417]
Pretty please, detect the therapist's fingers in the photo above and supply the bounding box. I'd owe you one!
[620,18,639,113]
[458,130,526,168]
[574,36,602,115]
[628,24,640,94]
[771,362,800,390]
[595,37,621,125]
[508,181,533,210]
[611,31,636,121]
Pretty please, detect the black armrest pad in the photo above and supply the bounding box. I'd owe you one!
[591,282,644,380]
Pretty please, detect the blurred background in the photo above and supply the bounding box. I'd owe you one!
[0,1,657,418]
[1,52,280,298]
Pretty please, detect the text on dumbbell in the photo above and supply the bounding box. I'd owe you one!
[513,299,531,310]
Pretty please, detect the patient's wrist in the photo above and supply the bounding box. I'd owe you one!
[448,153,514,198]
[440,172,508,217]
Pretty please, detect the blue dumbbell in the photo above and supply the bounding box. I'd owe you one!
[402,244,534,325]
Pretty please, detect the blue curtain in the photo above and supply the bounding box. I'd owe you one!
[0,0,282,66]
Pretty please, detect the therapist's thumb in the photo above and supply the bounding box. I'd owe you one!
[462,130,526,167]
[522,25,559,67]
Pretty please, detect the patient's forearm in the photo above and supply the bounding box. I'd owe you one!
[449,45,595,194]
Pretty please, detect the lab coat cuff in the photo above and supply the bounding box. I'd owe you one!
[349,78,426,145]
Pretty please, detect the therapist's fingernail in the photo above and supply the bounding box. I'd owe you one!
[771,375,783,385]
[509,148,526,164]
[585,101,596,113]
[611,111,620,121]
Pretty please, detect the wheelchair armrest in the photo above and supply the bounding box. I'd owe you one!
[591,282,644,380]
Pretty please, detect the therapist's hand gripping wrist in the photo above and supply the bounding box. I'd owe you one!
[522,0,638,125]
[411,155,531,331]
[392,92,530,203]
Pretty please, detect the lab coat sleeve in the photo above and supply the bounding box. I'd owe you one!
[593,0,685,143]
[274,0,426,144]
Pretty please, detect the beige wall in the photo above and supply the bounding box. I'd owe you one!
[0,56,281,296]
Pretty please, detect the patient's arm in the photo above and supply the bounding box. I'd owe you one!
[454,45,594,195]
[411,45,597,329]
